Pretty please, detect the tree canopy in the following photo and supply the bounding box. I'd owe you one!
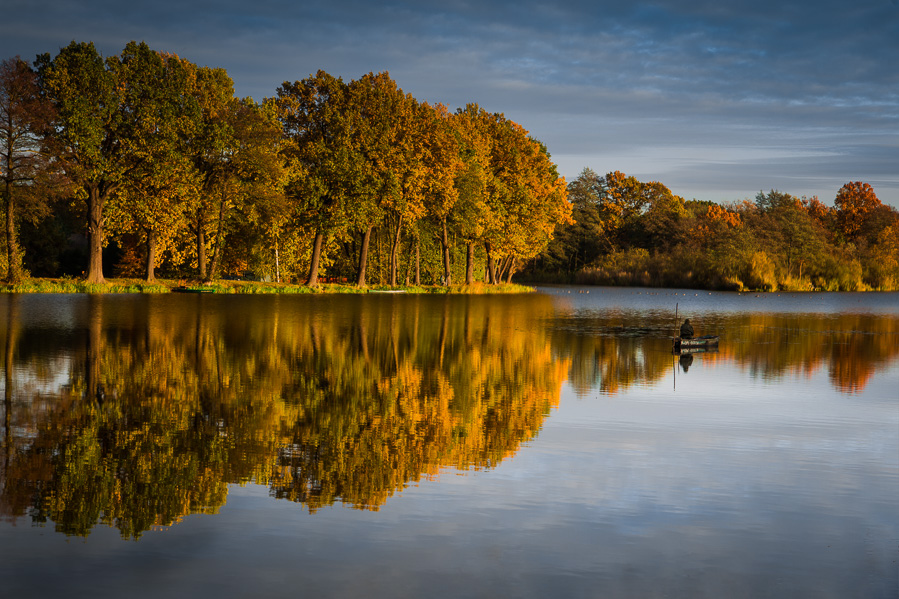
[4,41,573,287]
[3,41,896,291]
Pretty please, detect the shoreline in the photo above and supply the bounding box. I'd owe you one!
[0,278,535,295]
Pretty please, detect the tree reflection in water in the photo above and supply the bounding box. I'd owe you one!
[0,294,567,537]
[549,310,898,395]
[0,293,896,538]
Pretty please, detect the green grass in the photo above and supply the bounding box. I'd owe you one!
[0,277,172,294]
[0,278,535,295]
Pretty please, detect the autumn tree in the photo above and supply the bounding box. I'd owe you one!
[384,93,433,286]
[0,56,55,282]
[208,98,286,281]
[186,65,235,280]
[479,112,570,282]
[346,72,405,287]
[106,47,200,281]
[449,104,495,285]
[179,67,284,281]
[834,181,882,245]
[415,103,461,285]
[801,196,834,237]
[861,224,899,289]
[536,168,606,274]
[541,169,673,271]
[277,71,360,287]
[36,41,126,284]
[217,97,290,281]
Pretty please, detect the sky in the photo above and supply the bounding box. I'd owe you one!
[2,0,897,207]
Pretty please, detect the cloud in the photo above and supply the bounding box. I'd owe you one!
[2,0,897,204]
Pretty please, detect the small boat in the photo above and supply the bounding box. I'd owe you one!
[673,335,719,351]
[172,286,214,294]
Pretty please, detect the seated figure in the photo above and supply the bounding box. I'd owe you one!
[679,318,694,339]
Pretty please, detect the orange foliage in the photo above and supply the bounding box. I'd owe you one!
[705,203,743,228]
[835,181,881,242]
[690,203,743,241]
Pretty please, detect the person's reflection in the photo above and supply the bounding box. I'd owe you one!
[679,353,694,372]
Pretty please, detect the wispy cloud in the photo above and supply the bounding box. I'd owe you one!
[2,0,896,204]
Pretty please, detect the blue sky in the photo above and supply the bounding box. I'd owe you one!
[3,0,897,206]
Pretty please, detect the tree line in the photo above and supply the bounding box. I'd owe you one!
[0,41,571,286]
[525,169,899,291]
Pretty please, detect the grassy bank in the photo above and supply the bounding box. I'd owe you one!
[0,278,535,295]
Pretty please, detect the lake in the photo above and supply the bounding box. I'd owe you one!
[1,287,897,598]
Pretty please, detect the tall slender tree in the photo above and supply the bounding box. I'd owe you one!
[277,71,358,287]
[0,56,55,282]
[107,47,201,281]
[187,66,239,280]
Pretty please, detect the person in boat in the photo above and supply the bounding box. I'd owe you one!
[679,318,694,339]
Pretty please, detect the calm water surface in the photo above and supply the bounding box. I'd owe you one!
[1,287,897,598]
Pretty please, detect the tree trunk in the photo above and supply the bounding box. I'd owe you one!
[275,239,280,283]
[85,185,105,284]
[505,257,517,283]
[145,231,157,282]
[485,242,495,284]
[307,229,324,287]
[390,215,403,286]
[4,181,21,283]
[357,225,373,287]
[196,214,207,280]
[414,238,420,285]
[496,255,511,282]
[375,227,382,284]
[465,241,474,285]
[403,236,414,285]
[206,198,227,282]
[441,220,452,286]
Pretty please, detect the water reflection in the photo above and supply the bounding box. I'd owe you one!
[0,294,568,538]
[548,309,899,395]
[1,292,897,540]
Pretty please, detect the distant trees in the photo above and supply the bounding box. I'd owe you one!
[527,171,899,291]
